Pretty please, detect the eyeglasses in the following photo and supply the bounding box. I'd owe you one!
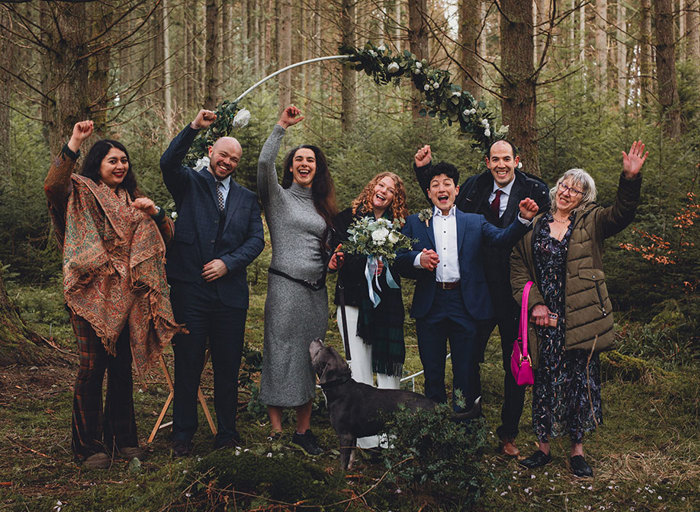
[558,182,584,196]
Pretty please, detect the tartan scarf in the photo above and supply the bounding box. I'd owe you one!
[60,174,181,372]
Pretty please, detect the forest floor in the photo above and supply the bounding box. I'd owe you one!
[1,271,699,511]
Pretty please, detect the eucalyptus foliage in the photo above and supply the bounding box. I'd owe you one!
[342,216,413,263]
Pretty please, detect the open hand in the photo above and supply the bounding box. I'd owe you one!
[132,197,158,216]
[191,109,217,130]
[202,259,228,282]
[518,197,539,220]
[278,105,304,129]
[419,248,440,271]
[622,140,648,179]
[414,145,432,167]
[68,121,94,152]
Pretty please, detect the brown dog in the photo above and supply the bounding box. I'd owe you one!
[310,338,481,469]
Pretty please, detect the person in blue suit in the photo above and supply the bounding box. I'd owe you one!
[160,109,265,456]
[395,162,539,412]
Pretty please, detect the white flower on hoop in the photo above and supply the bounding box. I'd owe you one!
[387,62,400,74]
[484,128,491,137]
[194,156,210,171]
[232,108,251,129]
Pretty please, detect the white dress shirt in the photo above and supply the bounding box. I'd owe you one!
[413,205,461,282]
[488,177,515,218]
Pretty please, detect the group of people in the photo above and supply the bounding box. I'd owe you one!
[46,104,647,477]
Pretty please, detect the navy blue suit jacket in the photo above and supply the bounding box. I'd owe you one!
[160,126,264,309]
[395,208,528,321]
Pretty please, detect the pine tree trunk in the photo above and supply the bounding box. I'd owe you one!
[654,0,681,138]
[0,10,13,174]
[458,0,482,98]
[278,0,292,110]
[687,0,700,62]
[640,0,653,104]
[595,0,608,93]
[204,0,220,109]
[500,0,539,175]
[408,0,428,119]
[340,0,357,132]
[616,0,627,109]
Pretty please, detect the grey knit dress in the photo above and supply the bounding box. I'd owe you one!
[257,124,329,407]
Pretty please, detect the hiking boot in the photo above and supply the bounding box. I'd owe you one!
[83,452,111,469]
[292,429,323,455]
[117,446,144,460]
[171,439,193,457]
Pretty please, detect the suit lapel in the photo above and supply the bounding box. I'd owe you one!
[200,169,220,208]
[222,182,243,231]
[502,174,525,225]
[424,216,436,249]
[456,210,468,252]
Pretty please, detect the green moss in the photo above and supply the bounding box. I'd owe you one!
[601,350,665,381]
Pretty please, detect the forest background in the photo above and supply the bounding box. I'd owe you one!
[0,0,698,511]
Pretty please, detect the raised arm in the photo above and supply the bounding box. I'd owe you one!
[160,109,217,203]
[598,140,647,239]
[413,145,433,204]
[45,120,94,209]
[257,105,304,201]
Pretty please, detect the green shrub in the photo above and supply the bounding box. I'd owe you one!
[380,401,493,509]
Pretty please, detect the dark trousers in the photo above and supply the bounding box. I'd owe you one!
[473,304,525,440]
[71,315,137,458]
[170,281,246,445]
[415,287,479,411]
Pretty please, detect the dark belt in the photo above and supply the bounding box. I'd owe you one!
[268,267,326,291]
[436,280,460,290]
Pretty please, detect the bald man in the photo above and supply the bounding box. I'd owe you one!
[160,109,264,456]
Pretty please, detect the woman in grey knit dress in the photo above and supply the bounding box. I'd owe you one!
[257,106,337,454]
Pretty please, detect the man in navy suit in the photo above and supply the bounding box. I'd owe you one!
[414,142,550,456]
[161,109,264,456]
[396,162,538,414]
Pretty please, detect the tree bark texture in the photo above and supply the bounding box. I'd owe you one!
[654,0,681,138]
[640,0,653,104]
[204,0,220,109]
[458,0,482,98]
[278,0,292,111]
[595,0,608,93]
[616,0,626,109]
[687,0,700,62]
[408,0,428,118]
[340,0,357,132]
[499,0,539,175]
[0,9,13,174]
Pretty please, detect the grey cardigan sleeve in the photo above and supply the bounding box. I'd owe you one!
[257,124,286,203]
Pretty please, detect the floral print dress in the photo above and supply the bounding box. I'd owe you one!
[532,212,603,443]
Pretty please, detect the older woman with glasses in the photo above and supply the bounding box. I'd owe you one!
[510,141,648,477]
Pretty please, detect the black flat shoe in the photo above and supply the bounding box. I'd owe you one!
[519,450,552,469]
[570,455,593,477]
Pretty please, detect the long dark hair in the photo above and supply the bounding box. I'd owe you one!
[80,139,141,199]
[282,144,338,231]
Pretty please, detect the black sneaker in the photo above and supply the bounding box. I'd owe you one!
[291,429,323,455]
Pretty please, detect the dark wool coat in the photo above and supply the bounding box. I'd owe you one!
[510,173,642,368]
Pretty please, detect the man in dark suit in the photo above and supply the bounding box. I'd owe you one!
[397,162,539,415]
[160,109,265,456]
[414,142,550,456]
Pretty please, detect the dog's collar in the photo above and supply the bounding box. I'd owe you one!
[320,375,352,390]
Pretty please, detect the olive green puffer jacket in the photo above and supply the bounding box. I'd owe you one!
[510,173,641,368]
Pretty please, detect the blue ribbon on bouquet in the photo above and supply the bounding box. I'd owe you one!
[364,255,399,307]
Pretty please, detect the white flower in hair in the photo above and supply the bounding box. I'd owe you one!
[194,156,210,171]
[232,108,251,129]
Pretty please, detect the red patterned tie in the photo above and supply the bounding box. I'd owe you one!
[490,189,502,217]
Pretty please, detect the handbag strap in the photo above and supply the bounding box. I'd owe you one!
[520,281,534,355]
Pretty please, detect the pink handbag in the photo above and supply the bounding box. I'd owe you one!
[511,281,535,386]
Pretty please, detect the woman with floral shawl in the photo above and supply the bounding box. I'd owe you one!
[44,120,181,469]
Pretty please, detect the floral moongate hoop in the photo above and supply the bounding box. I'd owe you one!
[184,42,506,165]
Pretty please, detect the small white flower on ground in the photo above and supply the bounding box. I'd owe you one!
[232,108,251,129]
[266,452,272,458]
[387,62,400,74]
[484,129,491,137]
[194,156,210,171]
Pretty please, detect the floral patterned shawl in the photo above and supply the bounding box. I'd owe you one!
[59,173,181,371]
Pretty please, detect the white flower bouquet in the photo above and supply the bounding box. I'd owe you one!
[342,217,412,263]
